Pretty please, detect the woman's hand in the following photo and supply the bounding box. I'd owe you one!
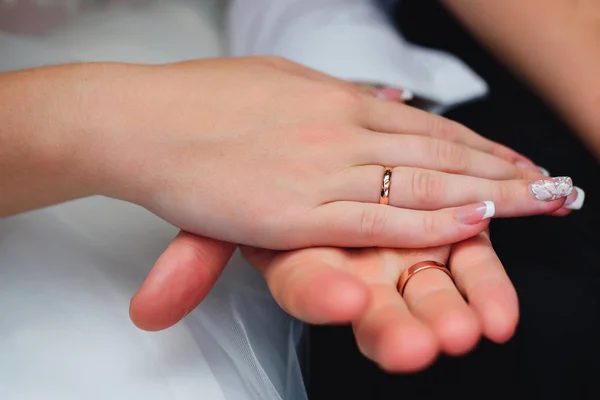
[73,57,572,249]
[0,58,576,249]
[130,230,517,372]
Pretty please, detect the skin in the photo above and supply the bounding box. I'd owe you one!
[127,87,561,373]
[0,55,573,371]
[130,230,518,373]
[443,0,600,160]
[0,57,561,250]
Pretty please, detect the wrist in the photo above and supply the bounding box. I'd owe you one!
[0,65,98,214]
[65,62,154,204]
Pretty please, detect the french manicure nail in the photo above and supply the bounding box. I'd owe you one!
[515,160,538,170]
[564,187,585,210]
[375,87,413,102]
[515,160,550,176]
[457,201,496,225]
[375,87,400,100]
[530,177,573,201]
[400,89,414,101]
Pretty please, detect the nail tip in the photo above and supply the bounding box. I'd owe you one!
[566,187,585,210]
[482,200,496,219]
[401,89,414,101]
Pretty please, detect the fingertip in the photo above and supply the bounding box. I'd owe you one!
[128,271,187,332]
[324,276,371,322]
[544,197,568,213]
[469,282,520,344]
[436,311,482,356]
[129,293,183,332]
[481,299,520,344]
[129,235,233,332]
[548,207,572,217]
[286,271,370,324]
[375,324,439,373]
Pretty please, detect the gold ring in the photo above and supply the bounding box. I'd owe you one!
[380,167,393,205]
[398,261,453,296]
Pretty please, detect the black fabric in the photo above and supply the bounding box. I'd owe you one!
[309,2,600,399]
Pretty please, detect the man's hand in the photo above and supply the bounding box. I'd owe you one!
[130,230,518,372]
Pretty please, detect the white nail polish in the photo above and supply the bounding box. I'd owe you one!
[458,201,496,225]
[565,187,585,210]
[481,200,496,219]
[530,177,573,201]
[401,89,414,101]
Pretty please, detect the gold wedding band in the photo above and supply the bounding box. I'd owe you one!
[379,167,393,205]
[398,261,453,296]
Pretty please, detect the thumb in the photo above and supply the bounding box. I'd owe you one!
[130,231,236,331]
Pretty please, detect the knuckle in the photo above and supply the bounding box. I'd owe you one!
[421,212,438,237]
[359,206,388,242]
[492,182,513,207]
[324,87,362,110]
[411,169,442,206]
[297,122,347,145]
[434,139,468,171]
[426,113,459,141]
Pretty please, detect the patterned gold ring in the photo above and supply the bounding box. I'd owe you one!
[379,167,393,205]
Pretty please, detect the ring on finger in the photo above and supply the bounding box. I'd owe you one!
[380,167,393,205]
[398,260,453,296]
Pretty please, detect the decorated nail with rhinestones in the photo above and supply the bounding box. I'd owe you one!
[530,177,573,201]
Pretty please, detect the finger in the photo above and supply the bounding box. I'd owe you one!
[352,282,438,373]
[562,186,585,211]
[356,133,536,180]
[268,57,370,96]
[129,231,235,331]
[398,247,481,355]
[241,246,370,324]
[355,83,412,102]
[450,233,519,344]
[268,57,414,104]
[362,97,538,171]
[333,166,570,216]
[305,201,494,249]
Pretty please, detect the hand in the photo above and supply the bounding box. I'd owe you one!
[130,231,516,372]
[79,57,572,250]
[242,234,517,372]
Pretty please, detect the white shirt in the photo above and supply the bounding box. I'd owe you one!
[227,0,487,110]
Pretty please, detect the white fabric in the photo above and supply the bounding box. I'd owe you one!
[35,0,225,62]
[227,0,488,109]
[0,2,306,399]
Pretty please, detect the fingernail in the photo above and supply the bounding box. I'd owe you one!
[400,89,414,101]
[515,160,538,170]
[375,87,413,102]
[537,166,550,176]
[457,201,496,225]
[564,187,585,210]
[530,177,573,201]
[375,87,399,100]
[516,160,551,176]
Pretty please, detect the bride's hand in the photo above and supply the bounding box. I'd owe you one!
[82,57,573,250]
